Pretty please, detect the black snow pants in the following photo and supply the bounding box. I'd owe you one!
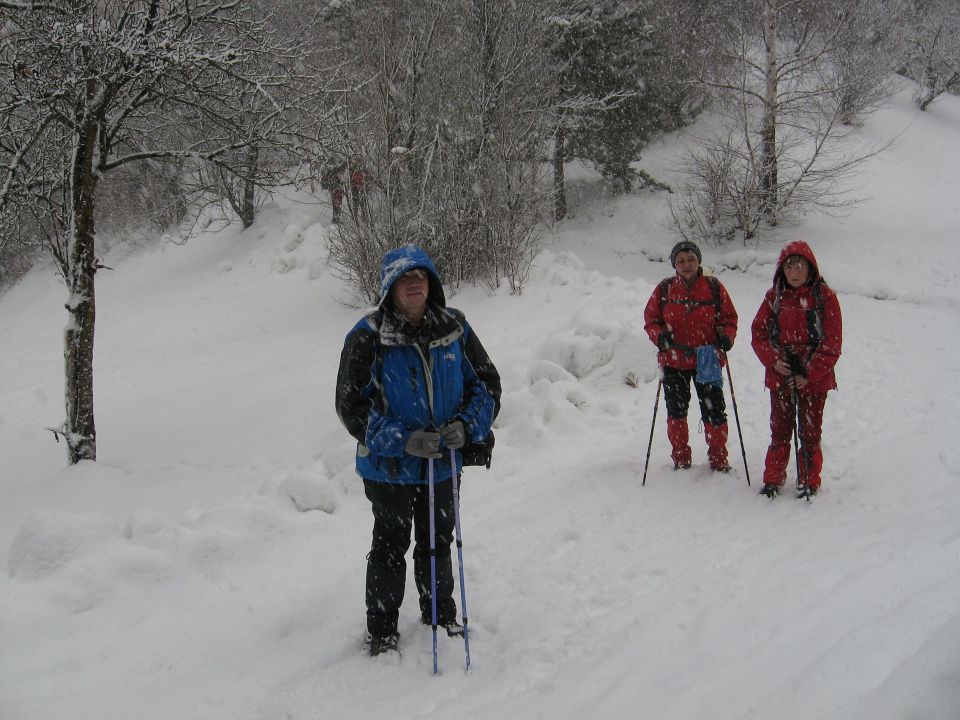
[363,477,457,637]
[662,365,727,425]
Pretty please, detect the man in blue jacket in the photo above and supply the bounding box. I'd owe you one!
[336,245,501,656]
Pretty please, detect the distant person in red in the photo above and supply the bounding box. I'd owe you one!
[349,159,367,214]
[321,162,346,223]
[751,240,842,499]
[644,241,738,472]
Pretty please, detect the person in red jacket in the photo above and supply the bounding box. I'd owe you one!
[644,241,738,472]
[321,162,346,223]
[751,240,842,498]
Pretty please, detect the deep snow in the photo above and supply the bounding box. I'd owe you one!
[1,81,959,720]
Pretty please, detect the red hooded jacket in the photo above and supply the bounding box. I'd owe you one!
[751,241,842,395]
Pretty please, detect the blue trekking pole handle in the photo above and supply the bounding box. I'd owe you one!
[450,447,471,672]
[428,457,438,674]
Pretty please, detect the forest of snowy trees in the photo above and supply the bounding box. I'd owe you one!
[0,0,958,464]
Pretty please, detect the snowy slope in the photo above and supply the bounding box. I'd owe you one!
[1,81,959,720]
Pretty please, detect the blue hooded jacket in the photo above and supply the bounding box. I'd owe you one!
[335,245,498,484]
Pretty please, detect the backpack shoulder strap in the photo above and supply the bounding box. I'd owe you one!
[361,313,385,379]
[770,284,783,348]
[657,277,672,310]
[706,275,721,307]
[659,275,721,319]
[807,281,825,347]
[705,275,721,319]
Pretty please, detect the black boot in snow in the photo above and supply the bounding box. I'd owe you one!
[367,632,400,657]
[440,619,464,637]
[421,616,464,637]
[759,483,780,499]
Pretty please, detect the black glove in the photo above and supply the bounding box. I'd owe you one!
[440,421,466,450]
[658,331,673,351]
[717,334,733,352]
[405,429,442,458]
[785,351,807,377]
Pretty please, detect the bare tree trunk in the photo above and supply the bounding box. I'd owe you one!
[553,123,567,221]
[64,120,99,464]
[168,159,189,226]
[240,145,259,228]
[759,0,778,218]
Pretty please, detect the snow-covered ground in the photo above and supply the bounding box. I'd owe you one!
[2,81,958,720]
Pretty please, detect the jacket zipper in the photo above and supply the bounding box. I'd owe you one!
[414,344,436,427]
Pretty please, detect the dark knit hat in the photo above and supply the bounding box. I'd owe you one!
[670,241,702,267]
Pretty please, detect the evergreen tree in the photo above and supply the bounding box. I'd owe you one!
[553,1,685,192]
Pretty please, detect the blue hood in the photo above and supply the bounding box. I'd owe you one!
[378,245,446,309]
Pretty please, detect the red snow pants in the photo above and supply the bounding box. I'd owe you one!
[763,389,827,490]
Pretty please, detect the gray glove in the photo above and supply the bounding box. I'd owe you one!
[405,429,442,458]
[440,420,466,450]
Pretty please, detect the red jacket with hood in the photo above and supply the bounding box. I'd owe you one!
[751,241,842,395]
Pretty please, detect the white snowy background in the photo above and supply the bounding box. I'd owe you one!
[1,81,958,720]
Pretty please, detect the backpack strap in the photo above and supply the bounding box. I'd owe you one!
[705,275,721,321]
[658,275,722,317]
[806,282,823,346]
[657,277,671,310]
[771,284,783,347]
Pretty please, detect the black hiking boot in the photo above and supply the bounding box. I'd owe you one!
[367,632,400,657]
[759,483,780,499]
[421,617,465,637]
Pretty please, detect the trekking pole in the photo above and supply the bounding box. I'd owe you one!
[789,386,806,498]
[724,358,751,487]
[449,448,472,673]
[641,380,662,486]
[428,457,439,674]
[790,386,814,501]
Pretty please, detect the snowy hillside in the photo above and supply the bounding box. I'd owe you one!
[1,82,959,720]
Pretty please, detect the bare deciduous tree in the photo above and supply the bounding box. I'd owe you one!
[673,0,898,243]
[0,0,338,463]
[323,0,563,303]
[901,0,960,110]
